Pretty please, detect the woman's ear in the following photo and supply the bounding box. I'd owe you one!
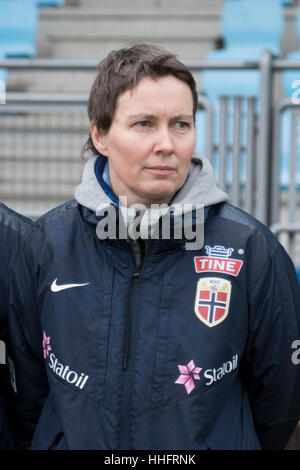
[90,121,109,156]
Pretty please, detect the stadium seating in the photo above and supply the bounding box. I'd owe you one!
[197,0,284,185]
[202,0,284,94]
[219,0,283,54]
[0,0,38,58]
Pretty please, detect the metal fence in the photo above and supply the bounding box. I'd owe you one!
[271,98,300,264]
[0,93,89,218]
[0,53,299,266]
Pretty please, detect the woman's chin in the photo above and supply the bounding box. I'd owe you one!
[139,186,179,205]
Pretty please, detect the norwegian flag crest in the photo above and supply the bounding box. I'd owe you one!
[194,277,232,327]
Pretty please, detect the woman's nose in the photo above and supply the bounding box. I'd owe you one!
[153,128,174,155]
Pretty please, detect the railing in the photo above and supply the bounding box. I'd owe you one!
[0,53,299,266]
[0,93,89,218]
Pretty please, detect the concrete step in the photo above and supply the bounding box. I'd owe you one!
[5,1,224,91]
[5,61,204,92]
[39,14,220,39]
[6,69,96,92]
[46,39,214,61]
[75,0,225,11]
[281,6,300,57]
[0,108,86,217]
[39,7,223,17]
[36,7,221,60]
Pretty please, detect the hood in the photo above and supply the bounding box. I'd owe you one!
[75,152,227,211]
[74,152,228,240]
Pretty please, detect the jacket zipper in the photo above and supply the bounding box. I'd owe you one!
[123,264,140,370]
[119,239,144,450]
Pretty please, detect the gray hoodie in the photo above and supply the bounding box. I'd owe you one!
[74,152,228,223]
[75,152,228,255]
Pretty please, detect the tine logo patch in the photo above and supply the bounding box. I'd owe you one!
[194,277,232,327]
[194,245,243,277]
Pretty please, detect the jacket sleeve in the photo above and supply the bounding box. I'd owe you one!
[0,209,32,450]
[0,212,32,392]
[242,241,300,450]
[7,241,49,449]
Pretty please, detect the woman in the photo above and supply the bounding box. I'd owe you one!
[8,44,300,450]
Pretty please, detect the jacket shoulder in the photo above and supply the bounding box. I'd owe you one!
[22,200,81,250]
[211,202,280,252]
[0,202,32,235]
[26,200,79,233]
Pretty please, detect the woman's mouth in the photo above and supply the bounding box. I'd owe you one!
[146,166,175,175]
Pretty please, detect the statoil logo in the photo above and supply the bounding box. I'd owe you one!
[43,331,89,390]
[175,355,238,394]
[204,354,238,386]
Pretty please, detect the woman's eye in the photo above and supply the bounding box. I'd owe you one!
[176,121,189,129]
[135,121,150,127]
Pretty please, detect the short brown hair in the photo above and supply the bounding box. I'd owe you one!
[82,43,198,156]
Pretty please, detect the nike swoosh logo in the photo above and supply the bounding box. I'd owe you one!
[51,278,90,292]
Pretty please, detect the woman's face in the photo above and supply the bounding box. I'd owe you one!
[91,75,196,207]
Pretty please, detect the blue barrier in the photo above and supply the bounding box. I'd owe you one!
[202,0,283,98]
[220,0,283,53]
[228,0,294,8]
[0,0,38,58]
[37,0,65,6]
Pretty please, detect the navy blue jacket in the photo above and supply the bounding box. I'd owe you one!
[7,154,300,450]
[8,198,300,450]
[0,202,32,449]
